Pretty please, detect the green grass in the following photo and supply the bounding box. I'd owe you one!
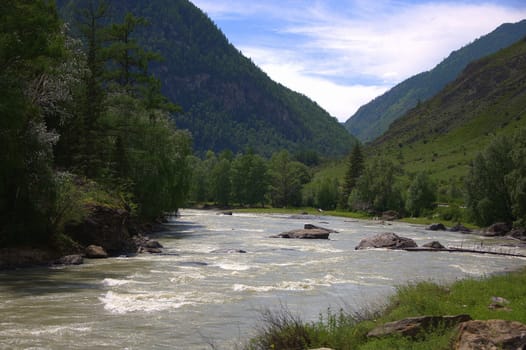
[233,207,371,220]
[245,268,526,350]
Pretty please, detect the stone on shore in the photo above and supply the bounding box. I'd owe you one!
[55,254,84,266]
[85,245,108,259]
[484,222,512,236]
[355,232,417,250]
[455,319,526,350]
[368,314,471,338]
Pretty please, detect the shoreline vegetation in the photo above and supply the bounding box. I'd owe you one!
[244,267,526,350]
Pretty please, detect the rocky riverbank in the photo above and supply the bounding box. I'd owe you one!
[0,205,167,270]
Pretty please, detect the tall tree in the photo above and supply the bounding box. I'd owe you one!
[406,172,436,217]
[464,132,524,226]
[341,143,364,208]
[75,0,110,177]
[231,151,269,207]
[269,150,310,207]
[349,157,403,213]
[0,0,64,244]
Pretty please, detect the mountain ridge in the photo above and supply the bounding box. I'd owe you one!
[370,35,526,181]
[59,0,356,157]
[345,19,526,143]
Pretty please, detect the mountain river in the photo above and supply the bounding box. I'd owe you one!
[1,209,525,349]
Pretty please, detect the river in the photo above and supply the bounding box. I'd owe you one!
[1,209,525,349]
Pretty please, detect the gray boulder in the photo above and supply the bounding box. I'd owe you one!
[509,228,526,241]
[449,224,472,234]
[484,222,511,236]
[273,229,331,239]
[355,232,417,250]
[272,224,335,239]
[427,223,447,231]
[55,254,84,265]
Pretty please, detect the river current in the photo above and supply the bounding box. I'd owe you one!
[1,209,525,349]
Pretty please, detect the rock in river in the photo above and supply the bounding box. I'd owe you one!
[272,224,335,239]
[355,232,417,250]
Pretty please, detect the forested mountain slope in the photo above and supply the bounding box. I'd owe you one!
[370,36,526,180]
[345,20,526,143]
[59,0,356,157]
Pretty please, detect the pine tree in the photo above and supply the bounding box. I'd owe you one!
[341,143,364,208]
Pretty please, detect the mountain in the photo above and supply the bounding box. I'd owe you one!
[345,19,526,143]
[370,36,526,180]
[59,0,356,157]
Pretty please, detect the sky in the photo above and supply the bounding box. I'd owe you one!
[190,0,526,122]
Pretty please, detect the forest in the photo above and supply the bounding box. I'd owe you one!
[0,0,192,247]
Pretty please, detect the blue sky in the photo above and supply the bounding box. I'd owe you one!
[191,0,526,122]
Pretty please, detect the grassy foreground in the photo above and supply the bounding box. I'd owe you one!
[244,268,526,350]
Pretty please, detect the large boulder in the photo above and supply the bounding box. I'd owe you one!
[509,228,526,241]
[381,210,400,221]
[427,223,447,231]
[368,315,471,338]
[66,205,137,255]
[0,248,55,269]
[272,224,335,239]
[85,245,108,259]
[484,222,512,236]
[449,224,472,234]
[455,320,526,350]
[55,254,84,266]
[355,232,417,250]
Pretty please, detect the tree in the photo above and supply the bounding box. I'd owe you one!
[465,131,526,227]
[341,143,364,208]
[75,0,110,177]
[211,157,232,206]
[316,178,340,210]
[231,152,269,206]
[405,172,436,217]
[269,150,311,207]
[0,0,64,244]
[349,157,403,213]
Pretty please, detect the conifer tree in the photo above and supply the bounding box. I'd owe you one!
[341,143,364,208]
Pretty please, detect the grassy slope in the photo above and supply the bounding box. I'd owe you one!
[369,37,526,184]
[246,268,526,349]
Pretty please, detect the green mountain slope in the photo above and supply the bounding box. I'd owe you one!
[370,36,526,181]
[345,19,526,143]
[60,0,356,157]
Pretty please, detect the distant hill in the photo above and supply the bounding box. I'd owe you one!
[370,36,526,181]
[345,19,526,143]
[59,0,356,157]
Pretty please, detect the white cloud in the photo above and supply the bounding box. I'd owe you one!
[191,1,526,122]
[241,46,389,120]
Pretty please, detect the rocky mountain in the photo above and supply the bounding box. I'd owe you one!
[345,19,526,143]
[370,36,526,180]
[59,0,356,157]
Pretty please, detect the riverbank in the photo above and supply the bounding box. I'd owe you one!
[232,207,467,227]
[245,267,526,349]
